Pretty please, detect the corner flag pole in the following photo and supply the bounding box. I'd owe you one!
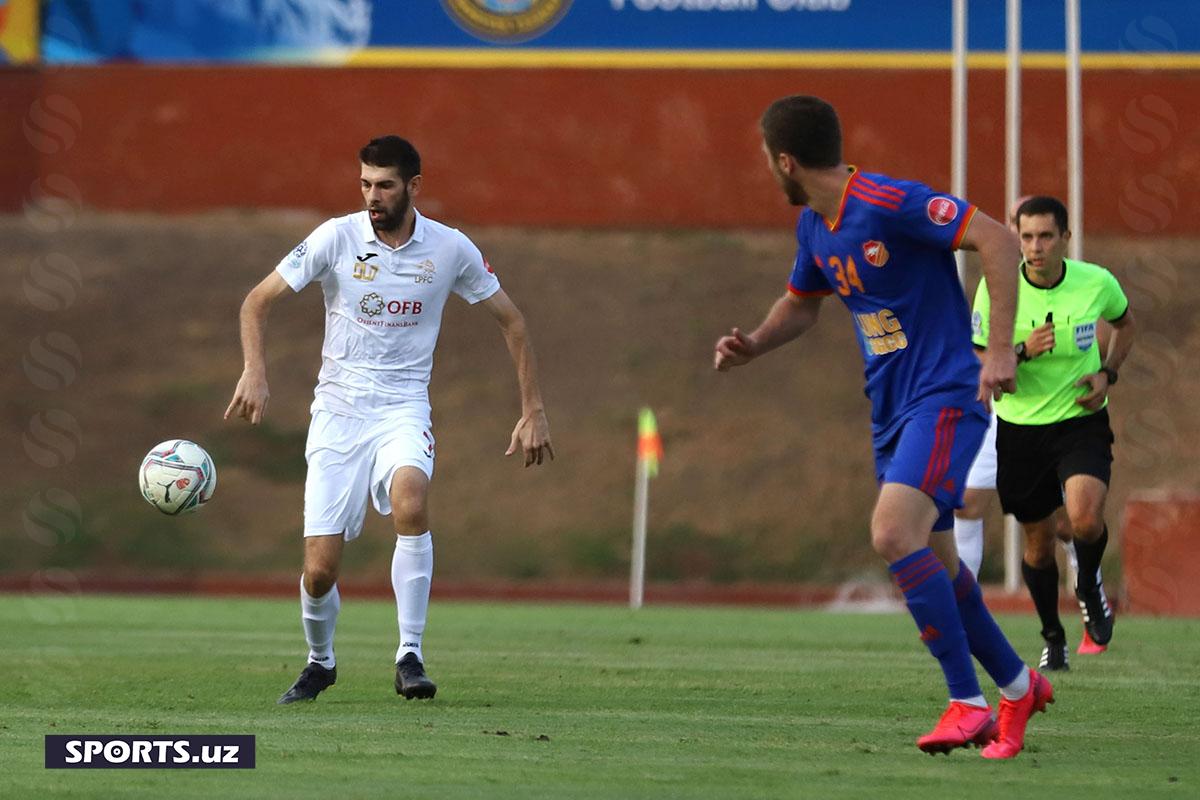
[630,407,662,610]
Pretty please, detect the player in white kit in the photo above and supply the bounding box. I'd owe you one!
[225,136,553,703]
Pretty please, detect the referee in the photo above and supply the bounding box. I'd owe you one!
[972,195,1135,670]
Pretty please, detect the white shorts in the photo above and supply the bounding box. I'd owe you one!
[303,407,435,540]
[965,410,998,490]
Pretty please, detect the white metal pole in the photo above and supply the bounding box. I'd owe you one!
[630,459,648,609]
[1004,515,1022,593]
[1003,0,1023,593]
[1006,0,1022,216]
[952,0,968,283]
[1066,0,1084,259]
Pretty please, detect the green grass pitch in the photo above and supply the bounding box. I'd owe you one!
[2,594,1198,799]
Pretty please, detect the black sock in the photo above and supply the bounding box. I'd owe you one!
[1074,525,1109,592]
[1022,560,1065,641]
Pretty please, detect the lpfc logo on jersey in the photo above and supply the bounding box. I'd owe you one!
[415,259,436,285]
[855,308,909,356]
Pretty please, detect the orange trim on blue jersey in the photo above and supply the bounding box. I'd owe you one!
[848,189,901,211]
[951,205,978,250]
[824,166,858,232]
[787,284,834,297]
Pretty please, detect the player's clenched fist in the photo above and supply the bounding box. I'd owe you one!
[713,327,758,371]
[977,346,1017,403]
[1024,321,1055,358]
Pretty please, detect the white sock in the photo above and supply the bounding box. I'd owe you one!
[1000,667,1031,701]
[300,576,340,669]
[393,531,433,664]
[956,695,989,709]
[954,517,984,578]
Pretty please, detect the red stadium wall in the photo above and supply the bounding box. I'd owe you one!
[1,65,1196,233]
[1121,493,1200,616]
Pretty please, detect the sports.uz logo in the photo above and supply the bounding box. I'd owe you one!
[1074,322,1096,351]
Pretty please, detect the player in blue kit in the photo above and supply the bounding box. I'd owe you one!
[714,96,1052,759]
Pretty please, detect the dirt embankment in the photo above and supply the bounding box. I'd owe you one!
[3,214,1196,588]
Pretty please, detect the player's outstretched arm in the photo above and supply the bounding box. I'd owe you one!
[713,292,823,371]
[960,212,1020,400]
[225,271,291,425]
[480,289,554,467]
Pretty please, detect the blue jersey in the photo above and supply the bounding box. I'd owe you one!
[788,168,983,445]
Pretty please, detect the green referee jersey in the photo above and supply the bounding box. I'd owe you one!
[972,258,1129,425]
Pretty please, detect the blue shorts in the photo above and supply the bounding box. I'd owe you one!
[874,405,989,532]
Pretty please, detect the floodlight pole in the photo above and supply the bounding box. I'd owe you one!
[1066,0,1083,259]
[1005,0,1022,217]
[1003,0,1023,594]
[1060,0,1084,590]
[952,0,968,283]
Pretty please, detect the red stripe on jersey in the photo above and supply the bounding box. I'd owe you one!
[852,184,905,204]
[788,284,834,297]
[856,174,906,199]
[951,205,978,249]
[853,179,907,203]
[848,190,901,211]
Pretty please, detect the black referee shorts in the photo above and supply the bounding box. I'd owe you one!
[996,408,1114,524]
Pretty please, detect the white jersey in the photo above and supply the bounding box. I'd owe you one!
[276,209,501,417]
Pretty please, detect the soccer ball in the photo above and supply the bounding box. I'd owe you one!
[138,439,217,515]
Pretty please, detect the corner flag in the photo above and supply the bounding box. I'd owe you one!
[637,407,663,478]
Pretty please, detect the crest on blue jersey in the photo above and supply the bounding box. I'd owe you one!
[1074,322,1096,351]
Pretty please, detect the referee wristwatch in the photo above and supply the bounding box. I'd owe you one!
[1100,365,1119,385]
[1015,342,1030,362]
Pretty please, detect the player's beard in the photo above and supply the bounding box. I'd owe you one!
[782,175,808,207]
[368,188,410,233]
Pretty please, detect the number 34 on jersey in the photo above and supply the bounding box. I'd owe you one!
[815,253,908,357]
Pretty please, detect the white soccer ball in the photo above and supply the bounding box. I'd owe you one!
[138,439,217,515]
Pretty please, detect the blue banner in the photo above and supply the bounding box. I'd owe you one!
[384,1,1199,53]
[40,0,1200,64]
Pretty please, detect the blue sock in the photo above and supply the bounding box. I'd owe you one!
[890,548,981,701]
[952,561,1026,687]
